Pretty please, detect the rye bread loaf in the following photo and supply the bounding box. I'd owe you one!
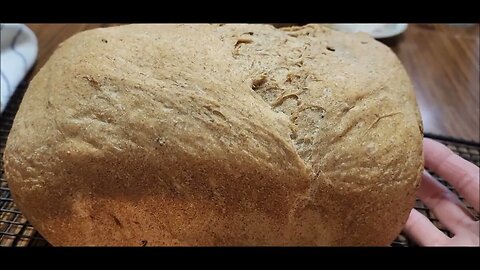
[3,24,424,246]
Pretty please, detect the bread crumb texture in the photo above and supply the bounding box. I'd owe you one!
[4,24,423,246]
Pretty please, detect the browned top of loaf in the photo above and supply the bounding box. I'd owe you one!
[4,24,423,246]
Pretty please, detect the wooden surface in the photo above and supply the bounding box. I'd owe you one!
[389,24,479,142]
[26,24,480,142]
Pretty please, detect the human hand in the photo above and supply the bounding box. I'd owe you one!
[403,138,479,246]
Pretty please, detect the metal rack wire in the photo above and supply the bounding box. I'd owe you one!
[1,79,479,247]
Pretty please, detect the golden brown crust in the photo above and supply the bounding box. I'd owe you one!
[4,24,423,246]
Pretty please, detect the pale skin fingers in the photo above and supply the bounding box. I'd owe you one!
[403,209,449,246]
[423,138,480,212]
[449,223,479,246]
[418,171,476,234]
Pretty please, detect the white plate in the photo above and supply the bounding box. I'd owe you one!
[326,24,408,39]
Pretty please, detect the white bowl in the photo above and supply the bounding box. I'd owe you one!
[326,24,408,39]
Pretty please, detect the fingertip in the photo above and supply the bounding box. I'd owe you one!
[423,137,436,144]
[423,138,448,157]
[404,209,421,232]
[423,139,453,171]
[403,209,448,246]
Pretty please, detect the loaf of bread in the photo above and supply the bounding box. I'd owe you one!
[3,24,423,246]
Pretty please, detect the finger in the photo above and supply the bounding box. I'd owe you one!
[403,209,448,246]
[449,222,480,246]
[423,138,480,212]
[418,171,476,234]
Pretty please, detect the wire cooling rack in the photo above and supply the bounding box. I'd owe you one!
[1,78,479,247]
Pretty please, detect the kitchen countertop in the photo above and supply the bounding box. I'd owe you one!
[389,24,479,142]
[26,23,480,142]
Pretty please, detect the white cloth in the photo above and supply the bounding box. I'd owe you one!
[1,24,38,113]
